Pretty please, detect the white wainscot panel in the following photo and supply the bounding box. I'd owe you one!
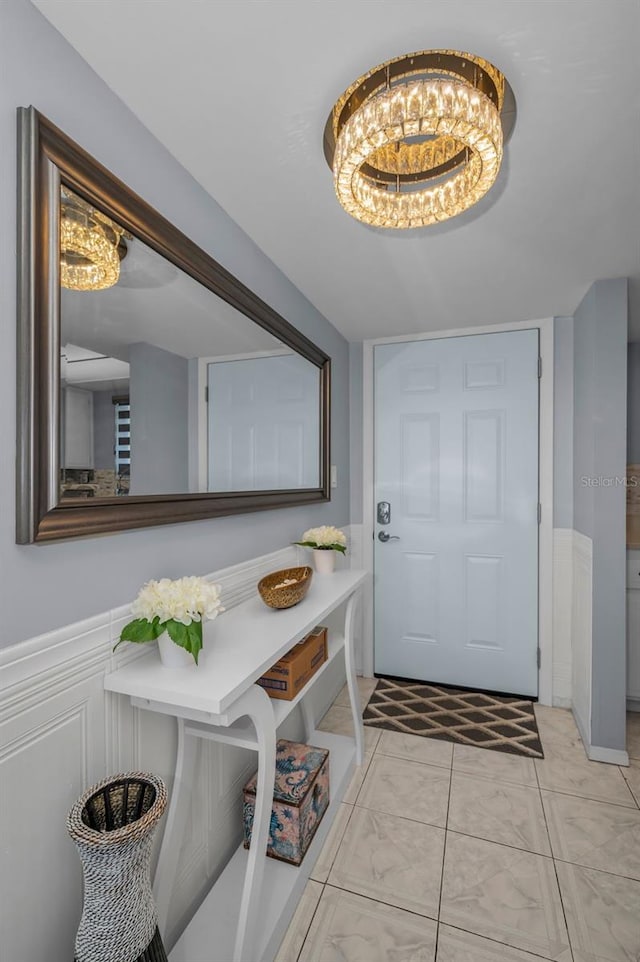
[0,545,304,962]
[552,529,573,707]
[346,524,366,674]
[0,632,109,962]
[465,555,503,650]
[627,585,640,706]
[401,413,440,520]
[401,552,439,645]
[464,410,505,522]
[571,532,593,745]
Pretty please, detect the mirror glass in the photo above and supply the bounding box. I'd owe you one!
[59,186,321,502]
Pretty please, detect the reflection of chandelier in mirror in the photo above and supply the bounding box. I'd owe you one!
[60,191,126,291]
[323,50,516,229]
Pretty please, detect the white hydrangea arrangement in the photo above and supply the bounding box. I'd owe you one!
[114,576,224,664]
[294,525,347,553]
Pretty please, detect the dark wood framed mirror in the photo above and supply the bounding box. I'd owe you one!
[16,107,330,543]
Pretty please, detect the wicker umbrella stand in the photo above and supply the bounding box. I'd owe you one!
[67,772,169,962]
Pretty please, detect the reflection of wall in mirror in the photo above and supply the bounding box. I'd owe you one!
[129,342,189,495]
[64,386,94,469]
[93,390,117,470]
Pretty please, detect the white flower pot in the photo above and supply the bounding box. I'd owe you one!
[157,632,193,668]
[313,549,336,575]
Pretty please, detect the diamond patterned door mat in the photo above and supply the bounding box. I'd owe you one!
[363,678,544,758]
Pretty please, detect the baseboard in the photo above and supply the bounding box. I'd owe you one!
[586,744,630,766]
[574,707,629,765]
[627,697,640,713]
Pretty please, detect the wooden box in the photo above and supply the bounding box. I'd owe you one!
[243,739,330,865]
[256,625,327,700]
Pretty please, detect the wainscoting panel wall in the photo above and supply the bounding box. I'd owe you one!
[0,537,355,961]
[628,552,640,712]
[552,528,574,707]
[571,530,593,748]
[347,523,365,673]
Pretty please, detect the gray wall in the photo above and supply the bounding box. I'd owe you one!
[129,343,188,495]
[553,317,574,529]
[92,390,117,471]
[349,342,364,524]
[628,341,640,464]
[573,279,628,752]
[1,0,350,645]
[573,287,597,538]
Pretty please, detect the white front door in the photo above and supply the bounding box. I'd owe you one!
[374,330,540,696]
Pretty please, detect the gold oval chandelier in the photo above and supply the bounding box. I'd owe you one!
[60,192,125,291]
[323,50,515,229]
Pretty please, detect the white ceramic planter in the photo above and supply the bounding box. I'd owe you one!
[312,549,336,575]
[157,632,194,668]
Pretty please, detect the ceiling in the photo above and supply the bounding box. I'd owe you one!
[34,0,640,341]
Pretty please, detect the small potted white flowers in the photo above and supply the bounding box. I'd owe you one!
[294,525,347,574]
[114,576,224,667]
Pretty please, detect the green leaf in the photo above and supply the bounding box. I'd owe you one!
[292,540,347,554]
[113,616,166,652]
[166,619,203,665]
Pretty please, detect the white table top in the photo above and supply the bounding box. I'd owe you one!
[104,568,367,716]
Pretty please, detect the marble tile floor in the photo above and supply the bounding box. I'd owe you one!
[276,698,640,962]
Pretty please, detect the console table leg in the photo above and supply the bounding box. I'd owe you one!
[344,591,365,765]
[300,696,315,743]
[231,686,277,962]
[153,717,198,938]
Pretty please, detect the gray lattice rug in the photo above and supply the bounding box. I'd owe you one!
[363,678,544,758]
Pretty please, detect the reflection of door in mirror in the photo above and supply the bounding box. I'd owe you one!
[59,185,323,501]
[205,353,320,491]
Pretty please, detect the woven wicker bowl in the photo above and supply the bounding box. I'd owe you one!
[258,566,313,609]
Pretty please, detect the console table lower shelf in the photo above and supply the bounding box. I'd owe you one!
[169,729,355,962]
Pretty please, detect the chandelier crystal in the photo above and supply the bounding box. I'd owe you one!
[60,194,124,291]
[324,50,515,229]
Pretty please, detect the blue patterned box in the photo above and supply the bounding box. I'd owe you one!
[243,739,330,865]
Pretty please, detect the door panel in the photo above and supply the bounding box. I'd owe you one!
[404,552,439,643]
[465,555,503,649]
[402,414,440,519]
[374,330,539,696]
[463,410,504,522]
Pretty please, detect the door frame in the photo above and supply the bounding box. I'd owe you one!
[361,317,554,706]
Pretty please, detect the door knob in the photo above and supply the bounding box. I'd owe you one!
[378,531,400,543]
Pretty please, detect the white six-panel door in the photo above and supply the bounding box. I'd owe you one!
[207,354,319,491]
[374,330,540,696]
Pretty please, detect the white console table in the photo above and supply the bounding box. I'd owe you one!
[104,568,367,962]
